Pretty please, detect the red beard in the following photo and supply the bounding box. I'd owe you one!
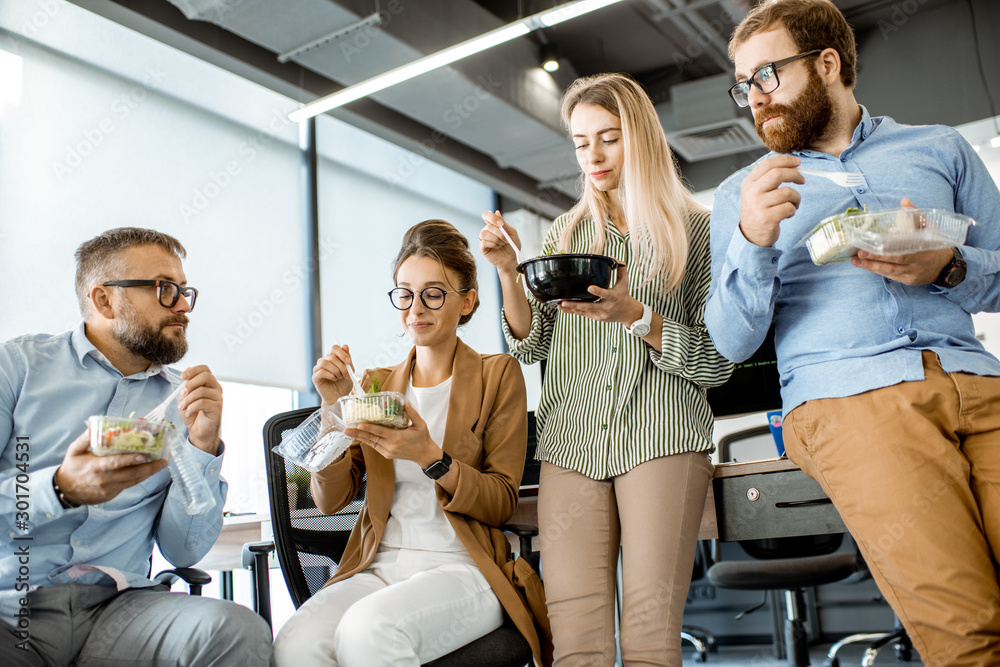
[754,65,834,154]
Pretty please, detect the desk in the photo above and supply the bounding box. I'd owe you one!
[198,458,847,580]
[511,458,846,543]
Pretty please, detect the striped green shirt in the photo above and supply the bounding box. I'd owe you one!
[502,209,733,480]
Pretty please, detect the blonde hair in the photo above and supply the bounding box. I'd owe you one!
[559,73,705,291]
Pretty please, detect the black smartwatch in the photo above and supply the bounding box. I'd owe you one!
[423,451,452,480]
[933,247,966,288]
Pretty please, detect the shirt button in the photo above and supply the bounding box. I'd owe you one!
[209,468,217,474]
[856,188,864,194]
[897,327,905,334]
[46,512,54,519]
[605,384,612,391]
[840,157,847,162]
[611,347,617,353]
[771,257,778,264]
[601,424,608,430]
[74,539,82,546]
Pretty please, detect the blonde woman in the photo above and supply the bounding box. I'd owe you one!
[480,73,732,665]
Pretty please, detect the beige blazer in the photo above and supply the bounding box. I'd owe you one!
[311,339,552,665]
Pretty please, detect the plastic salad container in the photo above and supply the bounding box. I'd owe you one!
[338,391,408,429]
[803,208,974,265]
[272,405,353,473]
[88,415,170,459]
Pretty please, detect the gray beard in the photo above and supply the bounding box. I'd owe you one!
[112,300,188,366]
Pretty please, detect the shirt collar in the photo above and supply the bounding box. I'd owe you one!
[70,322,167,379]
[851,104,876,143]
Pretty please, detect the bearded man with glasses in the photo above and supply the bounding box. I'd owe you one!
[0,227,272,666]
[705,1,1000,665]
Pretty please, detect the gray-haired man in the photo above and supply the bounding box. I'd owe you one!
[0,227,271,666]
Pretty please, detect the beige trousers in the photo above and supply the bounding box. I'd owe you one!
[783,351,1000,667]
[538,452,713,666]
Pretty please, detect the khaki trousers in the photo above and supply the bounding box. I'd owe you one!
[538,452,713,666]
[783,351,1000,667]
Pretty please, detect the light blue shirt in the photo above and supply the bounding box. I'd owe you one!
[706,107,1000,415]
[0,324,227,624]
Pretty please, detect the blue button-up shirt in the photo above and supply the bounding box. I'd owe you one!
[0,324,227,624]
[706,107,1000,415]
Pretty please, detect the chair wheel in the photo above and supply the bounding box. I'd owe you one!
[896,644,913,661]
[692,650,707,663]
[823,659,838,667]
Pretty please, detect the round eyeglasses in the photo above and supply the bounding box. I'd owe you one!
[728,50,823,108]
[102,279,199,311]
[387,287,468,311]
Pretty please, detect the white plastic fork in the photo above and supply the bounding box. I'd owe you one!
[144,383,184,421]
[330,336,366,396]
[798,168,866,188]
[497,223,521,263]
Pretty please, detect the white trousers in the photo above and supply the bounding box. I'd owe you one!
[272,547,504,667]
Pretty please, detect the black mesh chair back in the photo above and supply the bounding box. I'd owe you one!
[262,407,367,607]
[262,407,533,667]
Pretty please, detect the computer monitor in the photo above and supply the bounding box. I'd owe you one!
[707,325,782,419]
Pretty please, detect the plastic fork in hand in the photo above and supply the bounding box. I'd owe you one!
[144,383,184,422]
[798,168,865,188]
[330,336,366,396]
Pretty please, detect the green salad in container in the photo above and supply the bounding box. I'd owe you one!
[88,414,173,459]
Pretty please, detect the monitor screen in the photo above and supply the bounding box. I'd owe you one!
[707,325,782,418]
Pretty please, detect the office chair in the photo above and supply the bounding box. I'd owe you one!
[705,426,859,667]
[244,406,537,667]
[823,613,913,667]
[681,542,718,663]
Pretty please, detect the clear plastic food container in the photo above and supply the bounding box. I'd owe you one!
[803,208,974,265]
[338,391,408,429]
[88,415,170,459]
[272,405,354,473]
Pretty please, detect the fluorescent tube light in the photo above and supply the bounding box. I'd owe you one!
[538,0,623,27]
[288,0,623,122]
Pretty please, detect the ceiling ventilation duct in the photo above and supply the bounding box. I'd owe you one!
[664,74,764,162]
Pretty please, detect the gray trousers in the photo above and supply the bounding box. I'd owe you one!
[0,583,272,666]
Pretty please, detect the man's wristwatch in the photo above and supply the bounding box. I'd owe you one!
[423,451,452,480]
[933,247,966,288]
[625,302,652,337]
[53,473,80,510]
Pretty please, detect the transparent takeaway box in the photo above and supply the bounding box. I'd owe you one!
[89,415,170,459]
[338,391,408,429]
[803,208,974,266]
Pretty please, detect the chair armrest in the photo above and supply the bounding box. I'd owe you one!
[242,540,275,629]
[154,567,213,596]
[502,523,539,571]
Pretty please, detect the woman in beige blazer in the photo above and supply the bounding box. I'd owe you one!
[273,220,550,667]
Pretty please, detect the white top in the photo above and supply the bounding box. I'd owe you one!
[380,376,466,552]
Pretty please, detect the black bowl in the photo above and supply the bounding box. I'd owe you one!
[516,253,620,304]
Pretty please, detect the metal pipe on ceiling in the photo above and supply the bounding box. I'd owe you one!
[646,0,734,71]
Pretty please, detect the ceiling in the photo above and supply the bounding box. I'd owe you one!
[69,0,987,217]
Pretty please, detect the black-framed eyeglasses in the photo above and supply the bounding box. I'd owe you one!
[387,287,468,311]
[102,280,199,310]
[728,50,823,108]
